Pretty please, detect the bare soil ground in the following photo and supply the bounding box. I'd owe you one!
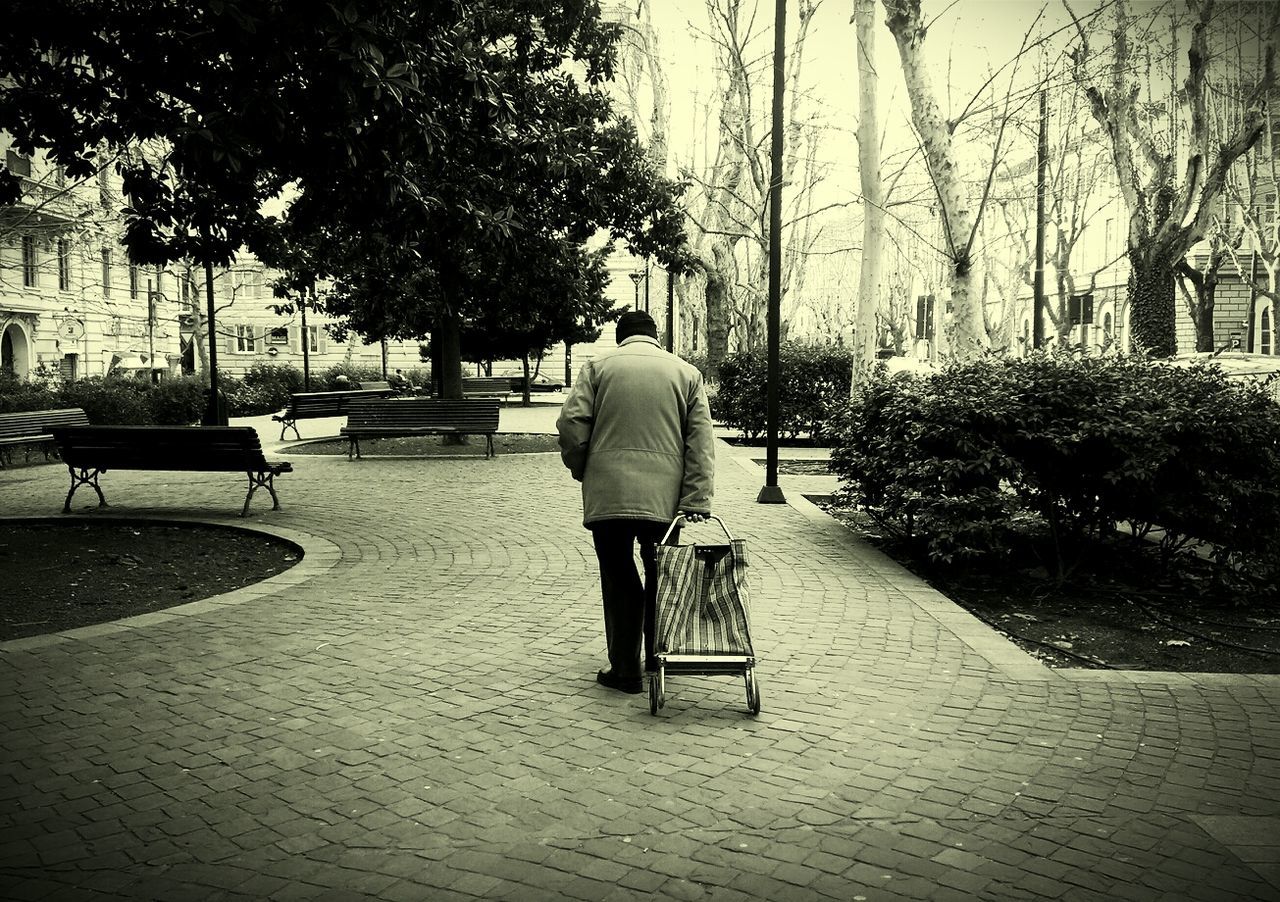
[811,496,1280,675]
[0,436,559,640]
[0,521,300,642]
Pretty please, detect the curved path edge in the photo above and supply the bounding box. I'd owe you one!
[0,514,340,655]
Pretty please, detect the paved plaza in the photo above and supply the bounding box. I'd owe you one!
[1,402,1279,900]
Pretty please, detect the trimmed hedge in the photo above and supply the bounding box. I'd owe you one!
[715,343,854,441]
[827,353,1280,585]
[0,374,206,425]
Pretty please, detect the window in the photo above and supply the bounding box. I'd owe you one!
[265,327,289,346]
[1104,219,1114,265]
[100,248,112,297]
[56,237,70,290]
[5,149,31,178]
[53,164,65,188]
[21,236,37,287]
[1103,312,1113,336]
[235,325,256,353]
[98,167,112,206]
[1263,307,1273,356]
[307,325,319,352]
[1266,193,1277,227]
[129,263,139,300]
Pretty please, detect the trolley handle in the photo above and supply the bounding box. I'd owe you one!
[661,514,733,545]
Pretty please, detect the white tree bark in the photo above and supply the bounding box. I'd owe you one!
[883,0,988,357]
[852,0,883,386]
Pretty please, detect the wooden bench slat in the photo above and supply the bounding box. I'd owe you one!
[0,408,91,464]
[340,399,500,459]
[49,426,291,516]
[271,388,395,440]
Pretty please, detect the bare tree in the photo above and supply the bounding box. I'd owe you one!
[882,0,1049,359]
[1215,9,1280,337]
[1067,0,1278,357]
[851,0,883,386]
[677,0,829,368]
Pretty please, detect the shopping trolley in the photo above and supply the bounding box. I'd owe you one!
[650,515,760,716]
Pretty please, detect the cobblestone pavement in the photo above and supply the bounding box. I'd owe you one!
[1,406,1279,901]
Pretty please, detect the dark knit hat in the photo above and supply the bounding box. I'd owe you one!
[616,310,658,343]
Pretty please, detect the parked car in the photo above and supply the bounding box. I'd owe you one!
[504,372,565,393]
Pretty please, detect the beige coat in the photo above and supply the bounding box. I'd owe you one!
[557,336,715,526]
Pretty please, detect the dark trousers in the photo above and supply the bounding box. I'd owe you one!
[590,519,676,677]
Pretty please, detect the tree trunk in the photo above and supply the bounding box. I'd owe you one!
[1177,259,1218,352]
[884,0,988,358]
[435,310,464,400]
[521,352,532,407]
[1127,247,1179,357]
[705,245,732,369]
[189,285,209,386]
[852,0,883,389]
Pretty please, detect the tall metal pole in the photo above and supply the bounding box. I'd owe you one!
[1033,88,1047,350]
[758,0,786,504]
[301,282,312,391]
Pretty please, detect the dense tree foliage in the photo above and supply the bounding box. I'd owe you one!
[1,0,688,398]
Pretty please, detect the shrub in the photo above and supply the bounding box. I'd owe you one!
[715,342,854,441]
[55,376,151,424]
[242,363,304,412]
[827,352,1280,584]
[220,376,282,417]
[143,377,207,425]
[0,372,56,413]
[318,364,385,391]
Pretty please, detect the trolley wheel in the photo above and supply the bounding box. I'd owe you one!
[649,672,660,715]
[745,667,760,716]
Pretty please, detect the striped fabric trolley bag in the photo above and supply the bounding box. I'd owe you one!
[651,515,759,715]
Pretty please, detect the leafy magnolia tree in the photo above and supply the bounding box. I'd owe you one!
[0,0,461,418]
[281,2,689,399]
[1067,0,1278,357]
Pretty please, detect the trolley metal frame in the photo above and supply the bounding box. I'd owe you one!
[649,516,761,716]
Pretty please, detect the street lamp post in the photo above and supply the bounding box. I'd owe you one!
[757,0,786,505]
[628,270,643,311]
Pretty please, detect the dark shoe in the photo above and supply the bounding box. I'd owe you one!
[645,656,660,673]
[597,669,644,694]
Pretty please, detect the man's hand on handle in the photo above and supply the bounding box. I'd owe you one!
[680,511,710,523]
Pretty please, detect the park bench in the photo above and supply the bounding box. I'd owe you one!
[354,381,392,392]
[341,398,501,460]
[271,388,393,440]
[49,425,293,517]
[462,376,514,405]
[0,408,90,467]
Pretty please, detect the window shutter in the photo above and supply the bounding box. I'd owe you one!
[224,330,236,355]
[318,331,328,353]
[290,326,300,354]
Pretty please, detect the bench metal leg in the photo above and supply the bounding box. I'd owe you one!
[278,416,300,442]
[64,467,107,513]
[243,471,281,517]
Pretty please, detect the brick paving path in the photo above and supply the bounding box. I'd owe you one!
[1,407,1278,900]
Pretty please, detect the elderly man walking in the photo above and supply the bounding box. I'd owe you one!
[557,310,716,694]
